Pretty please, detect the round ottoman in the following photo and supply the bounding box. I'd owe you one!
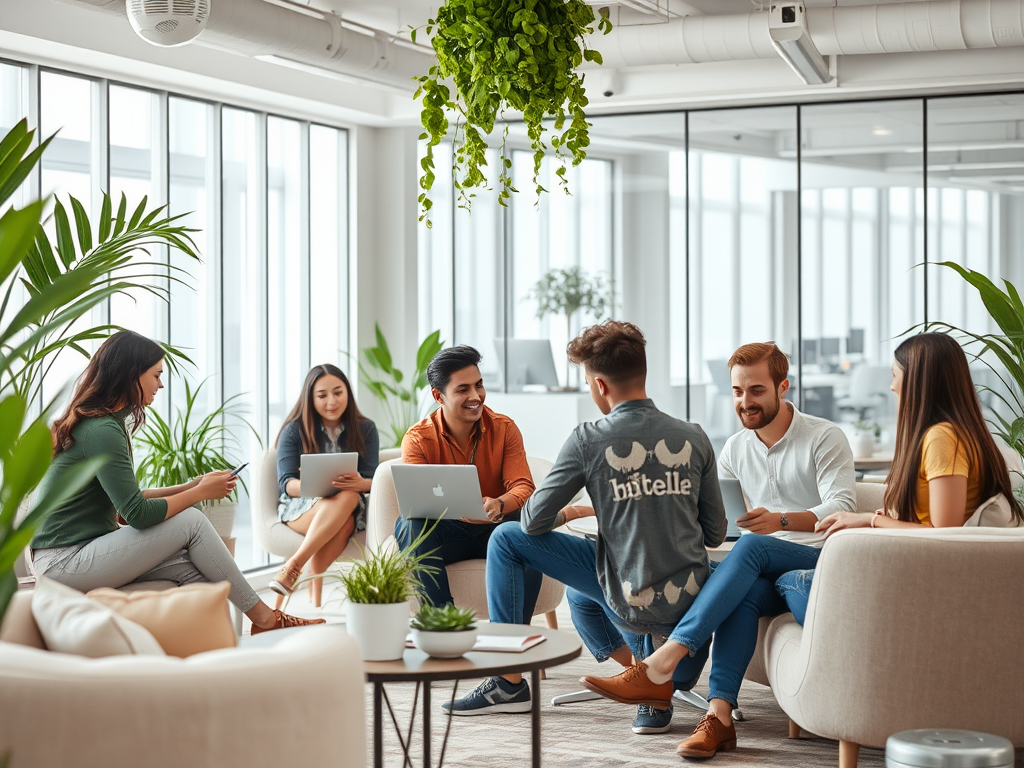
[886,730,1014,768]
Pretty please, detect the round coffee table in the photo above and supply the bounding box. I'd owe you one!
[365,623,581,768]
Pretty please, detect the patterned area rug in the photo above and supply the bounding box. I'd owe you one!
[261,585,1021,768]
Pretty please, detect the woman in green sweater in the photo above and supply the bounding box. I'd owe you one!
[31,331,324,634]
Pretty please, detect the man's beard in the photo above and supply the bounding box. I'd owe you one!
[737,393,780,430]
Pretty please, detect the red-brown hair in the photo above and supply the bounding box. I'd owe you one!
[728,343,789,388]
[275,364,367,457]
[566,320,646,386]
[885,333,1023,523]
[51,331,165,456]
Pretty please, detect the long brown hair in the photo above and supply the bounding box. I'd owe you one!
[884,333,1023,523]
[275,364,366,457]
[51,331,166,456]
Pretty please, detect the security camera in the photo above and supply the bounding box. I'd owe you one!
[597,69,620,98]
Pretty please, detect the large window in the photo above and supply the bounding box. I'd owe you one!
[1,61,351,571]
[420,93,1024,462]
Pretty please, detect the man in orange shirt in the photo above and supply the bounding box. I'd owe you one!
[396,345,540,613]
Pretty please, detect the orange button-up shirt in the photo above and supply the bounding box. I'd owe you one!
[401,406,535,516]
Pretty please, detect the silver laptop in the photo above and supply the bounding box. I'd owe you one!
[719,477,749,540]
[300,453,359,497]
[392,464,488,520]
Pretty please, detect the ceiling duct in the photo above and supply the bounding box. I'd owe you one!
[595,0,1024,69]
[59,0,435,90]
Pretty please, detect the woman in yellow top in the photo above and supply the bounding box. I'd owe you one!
[778,332,1024,623]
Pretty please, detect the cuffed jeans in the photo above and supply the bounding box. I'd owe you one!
[774,569,815,625]
[566,534,821,706]
[32,507,261,612]
[395,517,542,618]
[486,524,711,692]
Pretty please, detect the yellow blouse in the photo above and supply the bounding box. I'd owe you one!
[915,422,982,526]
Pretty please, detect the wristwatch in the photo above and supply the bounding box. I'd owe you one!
[496,498,506,520]
[779,512,789,528]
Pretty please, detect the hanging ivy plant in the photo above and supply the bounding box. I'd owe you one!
[412,0,612,226]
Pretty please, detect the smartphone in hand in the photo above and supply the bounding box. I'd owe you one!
[228,462,249,478]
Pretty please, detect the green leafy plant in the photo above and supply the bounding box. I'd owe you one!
[133,378,260,508]
[411,603,476,631]
[0,120,118,625]
[923,262,1024,478]
[2,130,200,402]
[413,0,612,224]
[854,420,882,440]
[527,266,609,384]
[360,323,444,448]
[302,520,441,605]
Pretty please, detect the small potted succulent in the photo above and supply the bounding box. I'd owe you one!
[852,419,882,459]
[410,604,478,659]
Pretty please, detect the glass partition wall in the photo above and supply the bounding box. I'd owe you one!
[0,60,351,571]
[421,92,1024,460]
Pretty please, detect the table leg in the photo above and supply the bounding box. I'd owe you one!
[374,682,383,768]
[531,669,541,768]
[423,681,431,767]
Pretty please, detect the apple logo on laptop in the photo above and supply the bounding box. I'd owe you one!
[432,484,444,498]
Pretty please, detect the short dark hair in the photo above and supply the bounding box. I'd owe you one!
[566,320,646,386]
[427,345,483,392]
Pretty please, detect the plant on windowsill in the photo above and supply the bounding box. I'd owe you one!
[359,323,444,448]
[526,266,609,389]
[922,262,1024,481]
[134,379,260,543]
[411,604,478,658]
[297,520,441,661]
[412,0,612,225]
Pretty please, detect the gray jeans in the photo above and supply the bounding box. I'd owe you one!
[33,507,261,612]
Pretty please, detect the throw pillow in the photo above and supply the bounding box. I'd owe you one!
[88,581,237,657]
[31,576,166,657]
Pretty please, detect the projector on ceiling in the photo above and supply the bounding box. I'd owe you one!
[126,0,210,47]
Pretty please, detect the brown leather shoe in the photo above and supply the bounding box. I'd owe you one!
[579,662,673,708]
[676,713,737,759]
[268,562,301,596]
[250,610,326,636]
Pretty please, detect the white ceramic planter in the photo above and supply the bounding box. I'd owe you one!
[346,601,411,661]
[203,502,237,539]
[853,431,875,459]
[411,628,478,659]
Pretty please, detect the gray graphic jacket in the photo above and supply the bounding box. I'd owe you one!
[521,398,727,633]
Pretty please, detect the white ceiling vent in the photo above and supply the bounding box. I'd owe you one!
[126,0,210,47]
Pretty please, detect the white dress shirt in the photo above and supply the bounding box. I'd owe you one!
[718,402,857,547]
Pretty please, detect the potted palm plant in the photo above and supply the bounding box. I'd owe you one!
[411,604,478,659]
[134,379,259,543]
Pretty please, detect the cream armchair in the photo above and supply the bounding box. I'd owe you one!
[762,526,1024,768]
[366,457,565,626]
[251,447,402,607]
[0,591,365,768]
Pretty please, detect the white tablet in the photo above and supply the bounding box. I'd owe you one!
[300,453,359,498]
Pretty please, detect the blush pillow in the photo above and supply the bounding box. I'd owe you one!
[31,576,165,657]
[88,581,237,658]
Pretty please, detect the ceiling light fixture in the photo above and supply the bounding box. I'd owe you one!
[768,3,831,86]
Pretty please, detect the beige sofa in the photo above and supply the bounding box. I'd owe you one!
[366,456,566,624]
[759,525,1024,768]
[0,590,365,768]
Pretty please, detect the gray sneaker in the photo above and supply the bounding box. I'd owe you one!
[441,676,531,716]
[632,702,673,734]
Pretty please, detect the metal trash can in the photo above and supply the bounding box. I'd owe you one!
[886,730,1014,768]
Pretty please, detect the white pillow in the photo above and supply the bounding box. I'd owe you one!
[31,576,166,657]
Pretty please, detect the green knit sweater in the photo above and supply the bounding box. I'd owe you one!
[31,409,168,549]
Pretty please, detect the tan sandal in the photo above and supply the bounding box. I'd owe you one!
[268,562,301,596]
[251,610,326,636]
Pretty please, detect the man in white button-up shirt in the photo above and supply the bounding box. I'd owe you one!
[720,347,856,546]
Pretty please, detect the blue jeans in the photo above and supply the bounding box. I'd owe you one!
[395,517,542,617]
[486,525,710,692]
[775,569,815,625]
